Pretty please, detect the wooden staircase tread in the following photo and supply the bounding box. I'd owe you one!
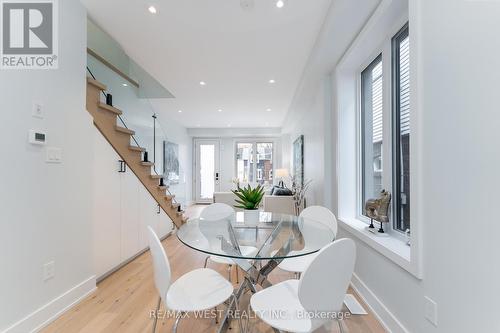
[158,185,169,190]
[115,126,135,135]
[150,174,163,179]
[87,77,107,90]
[98,102,122,115]
[129,146,146,152]
[141,162,154,166]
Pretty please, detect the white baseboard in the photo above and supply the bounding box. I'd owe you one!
[350,273,410,333]
[2,276,96,333]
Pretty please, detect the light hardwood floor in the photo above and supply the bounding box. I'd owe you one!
[43,205,386,333]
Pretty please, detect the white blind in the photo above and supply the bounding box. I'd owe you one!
[399,36,410,135]
[372,61,383,143]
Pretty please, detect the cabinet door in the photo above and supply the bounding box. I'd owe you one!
[120,169,141,261]
[158,209,174,239]
[139,186,159,250]
[93,130,122,278]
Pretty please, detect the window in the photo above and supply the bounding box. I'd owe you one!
[392,24,410,232]
[236,143,254,183]
[360,55,384,214]
[256,143,273,185]
[358,24,411,234]
[236,142,273,185]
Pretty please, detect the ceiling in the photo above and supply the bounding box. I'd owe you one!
[81,0,332,128]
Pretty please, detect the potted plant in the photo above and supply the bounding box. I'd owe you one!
[232,184,265,226]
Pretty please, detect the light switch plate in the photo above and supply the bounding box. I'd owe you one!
[43,261,55,281]
[46,147,62,163]
[32,102,43,119]
[425,296,438,327]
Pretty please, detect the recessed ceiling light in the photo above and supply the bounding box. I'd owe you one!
[199,81,206,86]
[218,109,222,112]
[269,79,275,84]
[266,108,272,112]
[265,122,269,127]
[148,6,157,14]
[276,0,284,8]
[196,124,201,127]
[178,110,182,113]
[122,83,128,87]
[227,124,232,127]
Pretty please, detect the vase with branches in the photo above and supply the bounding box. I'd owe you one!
[290,176,312,216]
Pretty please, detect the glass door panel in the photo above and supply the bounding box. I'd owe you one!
[195,140,220,203]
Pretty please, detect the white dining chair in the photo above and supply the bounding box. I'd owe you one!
[278,205,338,277]
[147,227,241,333]
[200,203,258,283]
[250,238,356,333]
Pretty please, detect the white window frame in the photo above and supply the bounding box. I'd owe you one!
[234,140,275,186]
[335,1,422,279]
[355,44,407,241]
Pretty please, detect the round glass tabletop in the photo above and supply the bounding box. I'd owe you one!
[177,211,335,260]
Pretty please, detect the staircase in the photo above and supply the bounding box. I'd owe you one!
[86,77,187,228]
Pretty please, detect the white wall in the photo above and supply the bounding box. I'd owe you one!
[154,113,193,205]
[284,0,500,332]
[0,1,95,331]
[281,81,328,206]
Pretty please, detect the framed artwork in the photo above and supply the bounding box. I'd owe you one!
[163,141,180,185]
[293,135,304,186]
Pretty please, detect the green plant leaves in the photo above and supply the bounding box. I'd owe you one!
[231,184,265,210]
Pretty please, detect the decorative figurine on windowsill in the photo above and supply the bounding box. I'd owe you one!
[364,190,392,233]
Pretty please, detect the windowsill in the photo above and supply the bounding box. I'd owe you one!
[338,217,415,275]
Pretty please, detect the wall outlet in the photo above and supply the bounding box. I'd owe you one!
[43,261,55,281]
[424,296,438,327]
[46,147,62,163]
[32,102,43,119]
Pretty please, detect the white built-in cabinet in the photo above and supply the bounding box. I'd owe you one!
[93,129,173,279]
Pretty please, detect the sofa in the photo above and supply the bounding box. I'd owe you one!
[213,191,296,215]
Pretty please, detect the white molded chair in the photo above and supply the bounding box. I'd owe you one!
[200,203,258,283]
[250,239,356,333]
[147,227,240,333]
[278,206,338,276]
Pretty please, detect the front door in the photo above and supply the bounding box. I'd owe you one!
[195,140,220,203]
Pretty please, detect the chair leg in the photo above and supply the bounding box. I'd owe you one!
[235,266,239,284]
[338,319,346,333]
[215,306,219,324]
[173,312,184,333]
[227,265,232,283]
[233,294,243,333]
[204,256,210,268]
[152,296,161,333]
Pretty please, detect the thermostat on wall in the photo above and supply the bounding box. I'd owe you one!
[29,130,47,145]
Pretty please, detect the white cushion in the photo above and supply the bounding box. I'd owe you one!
[263,195,295,215]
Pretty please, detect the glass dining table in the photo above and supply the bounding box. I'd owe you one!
[177,211,335,333]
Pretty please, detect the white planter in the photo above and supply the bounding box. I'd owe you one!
[244,209,260,226]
